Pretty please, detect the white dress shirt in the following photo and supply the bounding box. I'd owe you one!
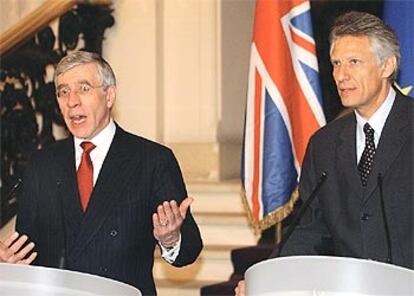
[74,120,116,185]
[73,119,181,262]
[355,88,396,163]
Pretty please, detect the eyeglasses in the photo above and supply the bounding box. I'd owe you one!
[56,82,105,99]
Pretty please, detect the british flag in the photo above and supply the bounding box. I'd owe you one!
[242,0,326,232]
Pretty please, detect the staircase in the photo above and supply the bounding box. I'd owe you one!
[154,180,258,296]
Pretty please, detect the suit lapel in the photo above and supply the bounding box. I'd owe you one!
[363,94,410,204]
[69,127,141,260]
[54,138,84,226]
[336,114,363,200]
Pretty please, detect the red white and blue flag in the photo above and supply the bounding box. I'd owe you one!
[242,0,325,232]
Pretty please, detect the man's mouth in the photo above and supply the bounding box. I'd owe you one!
[339,87,356,96]
[69,115,86,124]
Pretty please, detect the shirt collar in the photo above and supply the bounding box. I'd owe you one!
[74,119,116,150]
[355,87,396,138]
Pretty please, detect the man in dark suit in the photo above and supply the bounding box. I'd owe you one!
[8,51,202,295]
[235,11,413,296]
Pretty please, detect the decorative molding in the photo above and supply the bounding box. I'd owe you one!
[0,0,112,56]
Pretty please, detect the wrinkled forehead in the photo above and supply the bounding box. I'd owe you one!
[56,62,101,86]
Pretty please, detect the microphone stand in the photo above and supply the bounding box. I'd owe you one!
[56,179,67,269]
[275,172,328,257]
[5,178,23,206]
[378,173,392,264]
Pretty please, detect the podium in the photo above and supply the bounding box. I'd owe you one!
[245,256,414,295]
[0,263,141,296]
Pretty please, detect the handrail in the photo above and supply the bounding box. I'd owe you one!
[0,0,112,56]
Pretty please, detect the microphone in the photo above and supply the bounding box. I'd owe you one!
[56,179,66,269]
[274,172,328,257]
[5,178,23,206]
[378,173,392,264]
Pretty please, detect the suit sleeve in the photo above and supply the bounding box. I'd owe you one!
[15,154,40,254]
[151,148,203,267]
[270,136,333,258]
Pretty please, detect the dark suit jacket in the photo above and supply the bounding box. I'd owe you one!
[16,125,203,295]
[271,92,413,270]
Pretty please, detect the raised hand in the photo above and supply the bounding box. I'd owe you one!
[152,197,193,248]
[234,280,246,296]
[0,232,37,264]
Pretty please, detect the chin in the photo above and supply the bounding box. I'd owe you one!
[339,97,356,108]
[69,129,90,139]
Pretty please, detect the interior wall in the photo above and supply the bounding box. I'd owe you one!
[0,0,46,34]
[104,0,159,141]
[219,0,255,144]
[103,0,255,180]
[162,0,219,143]
[104,0,253,147]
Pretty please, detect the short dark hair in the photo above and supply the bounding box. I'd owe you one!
[329,11,400,83]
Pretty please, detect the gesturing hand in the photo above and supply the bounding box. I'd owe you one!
[234,280,246,296]
[0,232,37,264]
[152,197,193,248]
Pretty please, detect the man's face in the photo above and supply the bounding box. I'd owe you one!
[330,35,394,118]
[56,62,116,139]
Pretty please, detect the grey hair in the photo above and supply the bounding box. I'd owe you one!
[54,51,116,88]
[329,11,400,83]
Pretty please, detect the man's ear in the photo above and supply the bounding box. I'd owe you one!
[106,86,116,108]
[382,56,397,80]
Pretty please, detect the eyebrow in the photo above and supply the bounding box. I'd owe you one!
[56,79,92,90]
[78,79,92,85]
[56,84,69,90]
[330,56,362,62]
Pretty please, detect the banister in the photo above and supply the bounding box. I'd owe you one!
[0,0,112,56]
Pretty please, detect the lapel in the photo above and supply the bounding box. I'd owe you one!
[68,126,142,260]
[362,93,411,204]
[336,113,364,200]
[54,137,84,226]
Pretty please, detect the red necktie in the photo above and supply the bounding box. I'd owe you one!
[77,141,96,211]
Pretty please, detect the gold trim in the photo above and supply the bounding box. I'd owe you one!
[241,186,299,236]
[0,0,112,56]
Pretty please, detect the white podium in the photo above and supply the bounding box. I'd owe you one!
[245,256,414,296]
[0,263,141,296]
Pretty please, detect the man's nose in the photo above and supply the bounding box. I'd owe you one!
[67,91,81,107]
[334,65,350,83]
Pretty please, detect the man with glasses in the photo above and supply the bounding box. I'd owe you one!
[2,51,203,295]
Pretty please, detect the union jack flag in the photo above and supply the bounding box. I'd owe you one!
[242,0,325,233]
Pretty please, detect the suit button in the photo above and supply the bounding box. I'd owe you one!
[361,213,370,221]
[100,266,108,272]
[110,229,118,237]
